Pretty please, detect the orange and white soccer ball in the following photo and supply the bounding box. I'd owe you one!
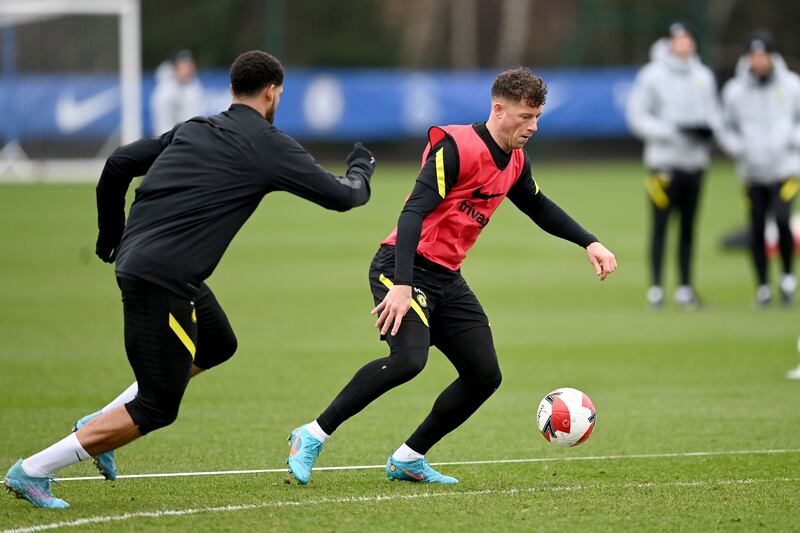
[536,387,596,447]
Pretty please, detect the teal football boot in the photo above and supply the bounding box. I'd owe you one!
[286,426,323,485]
[74,411,117,480]
[386,455,459,484]
[4,460,70,508]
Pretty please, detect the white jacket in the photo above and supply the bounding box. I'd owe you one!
[150,61,205,136]
[626,38,720,171]
[717,54,800,183]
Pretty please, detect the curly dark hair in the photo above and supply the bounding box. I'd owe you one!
[230,50,284,96]
[491,67,547,108]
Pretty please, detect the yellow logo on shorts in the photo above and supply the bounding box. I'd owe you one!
[191,308,197,323]
[414,288,427,308]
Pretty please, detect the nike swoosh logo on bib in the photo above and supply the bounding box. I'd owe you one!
[471,187,504,200]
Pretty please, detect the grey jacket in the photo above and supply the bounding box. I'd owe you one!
[626,39,719,171]
[150,61,205,136]
[717,54,800,183]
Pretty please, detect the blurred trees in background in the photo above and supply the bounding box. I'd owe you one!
[141,0,402,68]
[141,0,800,75]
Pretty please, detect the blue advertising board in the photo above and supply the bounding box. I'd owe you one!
[0,67,637,142]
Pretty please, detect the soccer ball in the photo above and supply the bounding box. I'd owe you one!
[536,387,596,447]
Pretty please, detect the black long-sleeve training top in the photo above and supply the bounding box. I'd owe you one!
[97,103,372,298]
[391,122,596,284]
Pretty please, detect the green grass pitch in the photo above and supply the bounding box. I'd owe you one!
[0,159,798,531]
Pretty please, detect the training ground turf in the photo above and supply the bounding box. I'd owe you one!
[0,160,798,531]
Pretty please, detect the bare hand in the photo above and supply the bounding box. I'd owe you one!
[586,242,617,281]
[372,284,412,336]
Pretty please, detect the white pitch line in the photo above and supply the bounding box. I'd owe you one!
[3,477,799,533]
[54,447,800,482]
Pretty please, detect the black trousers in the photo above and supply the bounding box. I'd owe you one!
[119,277,237,435]
[746,179,797,285]
[316,246,501,455]
[646,169,704,287]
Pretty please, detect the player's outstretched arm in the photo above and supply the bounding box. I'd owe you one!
[585,241,617,281]
[507,175,597,248]
[269,137,375,211]
[507,168,616,280]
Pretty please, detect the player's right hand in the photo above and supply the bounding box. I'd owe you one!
[372,284,411,336]
[95,228,123,263]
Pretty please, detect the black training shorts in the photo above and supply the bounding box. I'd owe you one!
[118,277,236,433]
[369,245,489,344]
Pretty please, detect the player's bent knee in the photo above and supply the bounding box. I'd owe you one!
[137,406,180,434]
[488,368,503,390]
[492,372,503,391]
[194,331,238,370]
[479,367,502,392]
[468,363,502,393]
[126,394,182,435]
[390,346,428,378]
[215,332,239,365]
[227,333,238,356]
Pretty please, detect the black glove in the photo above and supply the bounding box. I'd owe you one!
[346,142,376,174]
[680,125,714,141]
[95,225,124,263]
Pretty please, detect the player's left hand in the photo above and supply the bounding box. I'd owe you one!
[586,242,617,281]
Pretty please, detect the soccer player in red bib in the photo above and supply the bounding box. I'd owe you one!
[287,67,617,485]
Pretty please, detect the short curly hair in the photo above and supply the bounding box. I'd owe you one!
[230,50,284,96]
[491,67,547,108]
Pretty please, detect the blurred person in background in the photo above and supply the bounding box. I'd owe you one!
[150,49,204,135]
[627,22,719,309]
[717,32,799,307]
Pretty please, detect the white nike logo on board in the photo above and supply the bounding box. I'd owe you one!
[55,88,119,134]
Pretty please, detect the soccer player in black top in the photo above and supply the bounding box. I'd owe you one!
[3,51,376,508]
